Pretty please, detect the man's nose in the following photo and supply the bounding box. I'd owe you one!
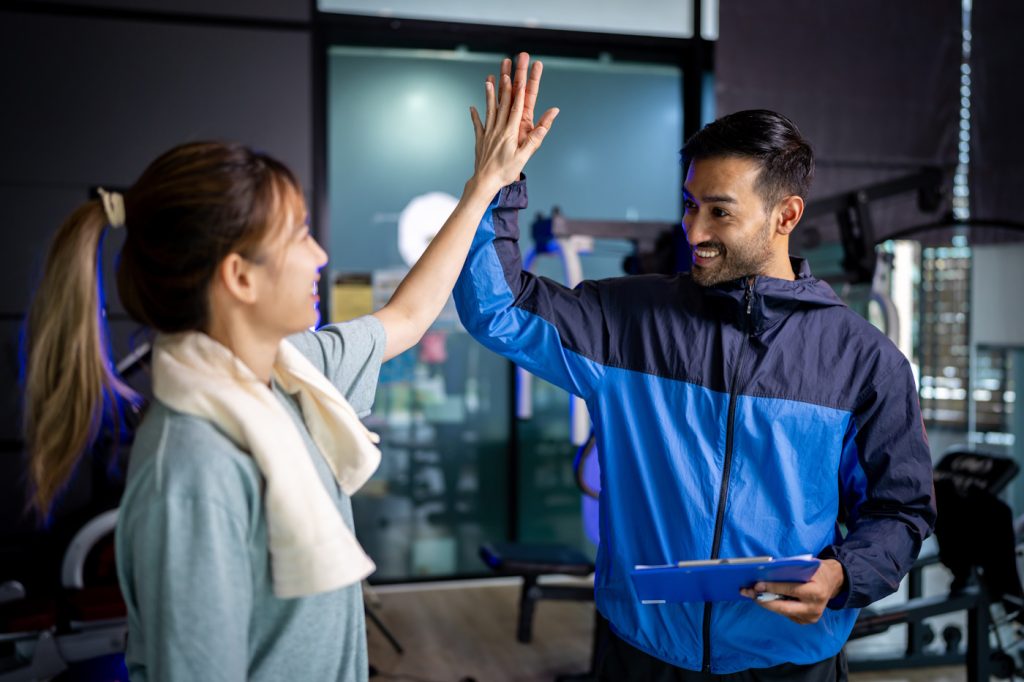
[683,214,710,246]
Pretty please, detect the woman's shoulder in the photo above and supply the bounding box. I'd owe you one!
[124,401,263,515]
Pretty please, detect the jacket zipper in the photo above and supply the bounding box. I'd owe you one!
[701,283,753,674]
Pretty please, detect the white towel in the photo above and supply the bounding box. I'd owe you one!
[152,331,381,598]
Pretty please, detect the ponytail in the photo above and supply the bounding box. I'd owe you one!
[23,201,140,519]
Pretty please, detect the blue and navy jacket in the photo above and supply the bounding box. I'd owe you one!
[453,179,936,674]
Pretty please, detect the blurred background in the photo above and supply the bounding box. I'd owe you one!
[1,1,1022,680]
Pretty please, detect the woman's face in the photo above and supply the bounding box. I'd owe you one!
[250,188,328,336]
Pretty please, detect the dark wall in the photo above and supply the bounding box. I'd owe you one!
[25,0,309,21]
[0,2,312,534]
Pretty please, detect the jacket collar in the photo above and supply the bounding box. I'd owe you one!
[699,257,846,335]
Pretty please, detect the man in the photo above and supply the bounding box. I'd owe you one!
[455,58,935,681]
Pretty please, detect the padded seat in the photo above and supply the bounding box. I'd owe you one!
[0,596,56,636]
[480,542,595,577]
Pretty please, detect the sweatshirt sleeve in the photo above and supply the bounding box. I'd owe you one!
[286,315,386,417]
[119,494,254,681]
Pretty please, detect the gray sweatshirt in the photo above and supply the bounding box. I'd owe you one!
[115,316,386,681]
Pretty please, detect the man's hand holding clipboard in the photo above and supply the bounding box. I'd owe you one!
[740,559,846,625]
[630,554,847,625]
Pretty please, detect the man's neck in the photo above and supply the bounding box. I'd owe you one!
[761,253,797,281]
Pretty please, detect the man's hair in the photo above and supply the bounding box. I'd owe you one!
[681,109,814,211]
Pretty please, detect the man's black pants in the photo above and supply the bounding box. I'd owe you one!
[597,631,848,682]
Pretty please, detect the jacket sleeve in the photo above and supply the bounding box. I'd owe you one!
[822,359,937,609]
[453,177,607,400]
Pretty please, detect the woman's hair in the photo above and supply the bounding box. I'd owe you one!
[23,141,303,518]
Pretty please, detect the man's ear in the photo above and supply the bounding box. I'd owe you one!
[216,253,260,305]
[775,195,805,236]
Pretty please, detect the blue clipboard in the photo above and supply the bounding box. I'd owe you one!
[630,556,821,604]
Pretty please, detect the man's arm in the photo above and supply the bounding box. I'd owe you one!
[453,177,607,400]
[745,359,936,621]
[823,360,936,608]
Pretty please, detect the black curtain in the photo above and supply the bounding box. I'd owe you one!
[969,0,1024,224]
[715,1,961,248]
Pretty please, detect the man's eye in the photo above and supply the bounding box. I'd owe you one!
[712,208,729,218]
[684,200,697,211]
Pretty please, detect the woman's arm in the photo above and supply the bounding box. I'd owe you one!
[373,53,558,362]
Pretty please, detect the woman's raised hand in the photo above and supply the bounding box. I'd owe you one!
[469,52,558,192]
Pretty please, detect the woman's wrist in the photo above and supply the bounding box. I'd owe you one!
[464,174,503,201]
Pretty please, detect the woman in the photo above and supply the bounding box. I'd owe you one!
[22,55,556,681]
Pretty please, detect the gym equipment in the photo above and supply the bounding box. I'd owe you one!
[0,510,127,682]
[849,450,1024,681]
[478,543,597,682]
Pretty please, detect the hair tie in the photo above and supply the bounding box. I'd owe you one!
[97,187,126,229]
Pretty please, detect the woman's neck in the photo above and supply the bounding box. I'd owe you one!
[205,316,280,385]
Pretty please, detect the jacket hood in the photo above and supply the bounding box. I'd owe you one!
[700,257,846,335]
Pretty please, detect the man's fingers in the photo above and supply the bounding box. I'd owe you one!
[515,109,557,167]
[523,59,543,124]
[754,596,812,621]
[512,52,529,93]
[535,107,559,132]
[520,108,559,151]
[755,581,801,597]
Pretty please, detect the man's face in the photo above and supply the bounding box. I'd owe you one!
[682,156,776,287]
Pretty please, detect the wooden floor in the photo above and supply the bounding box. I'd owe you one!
[365,581,966,682]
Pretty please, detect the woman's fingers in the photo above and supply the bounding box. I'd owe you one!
[470,106,483,140]
[498,58,512,108]
[484,77,496,131]
[506,77,527,138]
[495,73,513,130]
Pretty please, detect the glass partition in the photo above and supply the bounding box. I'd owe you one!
[328,46,683,579]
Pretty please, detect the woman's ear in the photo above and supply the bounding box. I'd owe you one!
[216,253,260,305]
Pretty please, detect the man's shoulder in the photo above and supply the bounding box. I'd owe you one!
[824,305,907,364]
[594,273,696,305]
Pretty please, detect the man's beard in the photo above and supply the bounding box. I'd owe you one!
[691,219,774,287]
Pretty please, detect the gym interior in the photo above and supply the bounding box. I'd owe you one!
[1,1,1023,680]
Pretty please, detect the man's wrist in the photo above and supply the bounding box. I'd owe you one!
[821,559,847,600]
